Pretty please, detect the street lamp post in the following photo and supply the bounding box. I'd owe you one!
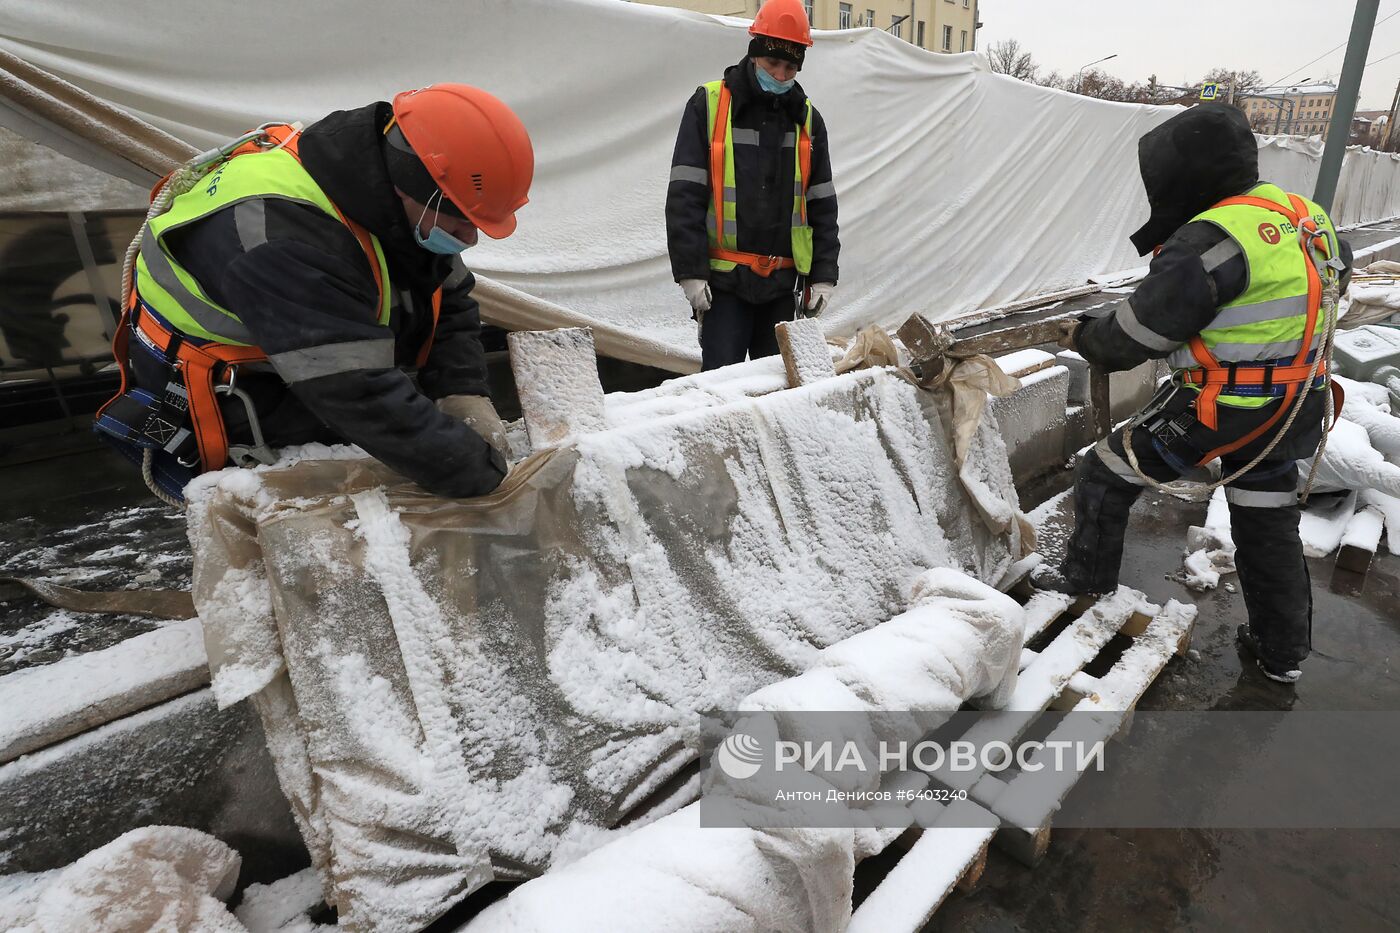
[1076,54,1117,94]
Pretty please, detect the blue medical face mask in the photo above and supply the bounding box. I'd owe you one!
[755,66,796,95]
[413,192,475,255]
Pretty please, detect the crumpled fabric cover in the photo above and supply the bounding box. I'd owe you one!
[1,827,243,933]
[186,367,1031,932]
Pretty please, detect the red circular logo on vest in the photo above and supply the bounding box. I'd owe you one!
[1258,223,1282,244]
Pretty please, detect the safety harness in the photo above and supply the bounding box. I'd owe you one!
[1123,190,1347,499]
[1176,192,1343,464]
[706,83,812,277]
[96,123,441,504]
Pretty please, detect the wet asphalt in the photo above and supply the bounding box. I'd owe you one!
[925,474,1400,933]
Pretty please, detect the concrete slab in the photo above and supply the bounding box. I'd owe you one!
[990,365,1069,487]
[0,688,305,886]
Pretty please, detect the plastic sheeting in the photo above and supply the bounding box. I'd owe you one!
[187,366,1030,932]
[5,0,1399,374]
[468,568,1023,933]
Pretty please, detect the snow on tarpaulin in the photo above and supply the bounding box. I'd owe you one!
[186,366,1031,932]
[8,0,1400,372]
[458,569,1024,933]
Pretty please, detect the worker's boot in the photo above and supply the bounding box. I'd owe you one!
[1034,451,1145,596]
[1229,493,1311,684]
[1236,625,1303,684]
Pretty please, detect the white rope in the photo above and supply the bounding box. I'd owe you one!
[119,132,272,510]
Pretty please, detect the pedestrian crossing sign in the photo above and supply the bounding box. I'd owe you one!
[1200,83,1219,101]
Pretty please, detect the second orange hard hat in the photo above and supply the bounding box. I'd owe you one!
[750,0,813,47]
[391,84,534,240]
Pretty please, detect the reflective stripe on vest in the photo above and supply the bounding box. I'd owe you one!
[1167,182,1338,410]
[136,145,393,345]
[702,80,814,275]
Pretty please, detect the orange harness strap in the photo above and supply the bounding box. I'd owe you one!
[1186,193,1328,464]
[105,123,445,475]
[134,310,265,471]
[706,84,811,278]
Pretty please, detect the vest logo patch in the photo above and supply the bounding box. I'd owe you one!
[205,165,226,197]
[1258,223,1282,245]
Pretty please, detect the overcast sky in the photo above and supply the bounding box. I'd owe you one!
[978,0,1400,111]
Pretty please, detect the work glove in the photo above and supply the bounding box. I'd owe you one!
[803,282,835,318]
[436,394,510,460]
[1056,319,1081,351]
[680,278,712,314]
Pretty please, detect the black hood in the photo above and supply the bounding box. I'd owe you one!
[297,101,454,290]
[1130,104,1259,256]
[724,58,809,124]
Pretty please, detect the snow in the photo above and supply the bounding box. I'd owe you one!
[1300,491,1358,558]
[0,617,207,763]
[234,868,326,933]
[1027,487,1072,531]
[994,348,1056,377]
[1340,505,1385,553]
[189,364,1030,929]
[0,826,243,933]
[777,317,838,387]
[845,802,994,933]
[508,327,608,449]
[0,612,83,667]
[1181,488,1235,591]
[468,568,1024,933]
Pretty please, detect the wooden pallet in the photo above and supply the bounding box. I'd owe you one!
[848,584,1196,930]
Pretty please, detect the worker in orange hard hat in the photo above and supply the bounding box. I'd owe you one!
[666,0,841,370]
[96,85,534,503]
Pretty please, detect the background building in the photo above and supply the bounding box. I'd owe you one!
[1238,83,1337,139]
[1351,109,1390,148]
[631,0,979,52]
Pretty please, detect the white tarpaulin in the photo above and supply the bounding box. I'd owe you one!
[4,0,1400,373]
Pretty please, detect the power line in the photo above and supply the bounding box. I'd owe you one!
[1368,48,1400,66]
[1269,6,1400,87]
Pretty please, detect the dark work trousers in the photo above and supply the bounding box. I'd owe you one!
[700,290,794,371]
[1059,385,1328,669]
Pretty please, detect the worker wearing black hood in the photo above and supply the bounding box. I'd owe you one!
[1034,104,1353,686]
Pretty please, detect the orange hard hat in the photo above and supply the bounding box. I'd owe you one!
[750,0,813,47]
[391,84,534,239]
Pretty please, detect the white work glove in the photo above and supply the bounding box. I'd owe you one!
[804,282,835,318]
[436,394,510,460]
[680,278,712,314]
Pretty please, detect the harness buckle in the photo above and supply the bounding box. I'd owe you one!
[213,368,278,467]
[753,255,783,277]
[1226,362,1239,390]
[1261,360,1275,393]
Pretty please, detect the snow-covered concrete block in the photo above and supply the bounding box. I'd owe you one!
[775,318,836,388]
[0,689,303,877]
[989,365,1069,485]
[1333,324,1400,382]
[0,619,208,764]
[507,327,607,449]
